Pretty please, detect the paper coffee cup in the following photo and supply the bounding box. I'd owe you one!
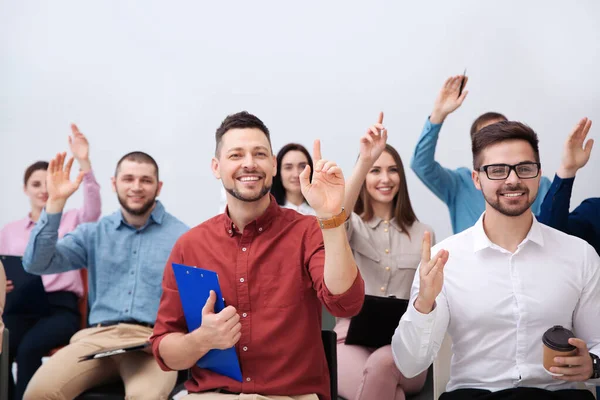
[542,325,577,376]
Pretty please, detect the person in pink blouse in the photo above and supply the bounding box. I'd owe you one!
[0,124,102,400]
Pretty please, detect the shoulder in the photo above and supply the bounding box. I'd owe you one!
[1,218,28,233]
[161,212,189,234]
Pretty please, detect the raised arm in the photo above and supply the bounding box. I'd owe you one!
[69,123,102,223]
[411,75,468,204]
[344,111,389,214]
[538,118,593,232]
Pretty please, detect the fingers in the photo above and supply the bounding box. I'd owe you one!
[74,170,86,187]
[458,89,469,104]
[202,290,216,316]
[443,76,453,88]
[71,123,81,135]
[64,156,75,177]
[315,159,326,173]
[313,139,322,163]
[321,161,337,173]
[584,138,594,157]
[377,111,384,124]
[299,165,311,188]
[223,312,241,331]
[217,305,238,321]
[568,337,588,350]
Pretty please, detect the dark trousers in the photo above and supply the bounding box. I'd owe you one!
[440,387,595,400]
[4,291,80,400]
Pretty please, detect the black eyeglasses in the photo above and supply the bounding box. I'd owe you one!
[478,162,541,180]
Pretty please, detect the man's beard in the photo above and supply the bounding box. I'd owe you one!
[224,182,272,203]
[117,191,158,216]
[482,184,537,217]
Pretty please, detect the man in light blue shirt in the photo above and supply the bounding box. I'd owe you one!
[411,75,551,234]
[22,151,188,400]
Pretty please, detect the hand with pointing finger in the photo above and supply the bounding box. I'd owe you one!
[300,140,345,219]
[414,231,449,314]
[359,111,388,164]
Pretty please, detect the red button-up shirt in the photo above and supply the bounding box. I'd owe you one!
[150,196,364,400]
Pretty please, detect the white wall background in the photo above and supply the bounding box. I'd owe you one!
[1,0,599,241]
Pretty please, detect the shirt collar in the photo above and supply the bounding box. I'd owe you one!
[111,200,165,230]
[366,216,402,232]
[472,212,545,253]
[223,194,280,237]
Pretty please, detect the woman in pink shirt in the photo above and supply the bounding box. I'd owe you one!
[336,113,433,400]
[0,124,101,400]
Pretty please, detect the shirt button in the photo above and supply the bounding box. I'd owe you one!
[242,313,247,317]
[258,227,263,232]
[125,309,129,312]
[242,247,247,252]
[228,229,232,234]
[246,377,251,382]
[384,220,389,224]
[385,267,390,271]
[384,228,388,232]
[243,346,248,351]
[133,250,137,254]
[385,249,390,254]
[130,271,134,275]
[240,278,245,283]
[128,291,132,295]
[380,287,385,292]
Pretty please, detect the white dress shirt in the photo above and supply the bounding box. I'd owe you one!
[392,213,600,392]
[283,200,316,216]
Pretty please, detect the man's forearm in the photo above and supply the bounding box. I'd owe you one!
[322,225,358,295]
[158,332,210,371]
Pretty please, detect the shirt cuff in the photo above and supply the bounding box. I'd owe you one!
[149,334,175,372]
[426,116,443,129]
[552,174,574,188]
[321,272,365,318]
[406,299,437,330]
[39,209,63,230]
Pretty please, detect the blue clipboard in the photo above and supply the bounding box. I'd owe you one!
[172,263,243,382]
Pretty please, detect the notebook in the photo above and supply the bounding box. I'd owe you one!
[344,295,409,349]
[1,254,48,315]
[78,342,150,362]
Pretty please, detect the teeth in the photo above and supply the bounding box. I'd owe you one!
[240,176,259,182]
[378,187,392,192]
[503,193,523,197]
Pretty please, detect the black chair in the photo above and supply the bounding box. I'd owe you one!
[321,330,337,400]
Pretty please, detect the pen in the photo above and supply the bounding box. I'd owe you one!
[458,68,467,97]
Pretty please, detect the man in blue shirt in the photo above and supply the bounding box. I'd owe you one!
[411,75,552,233]
[22,151,188,400]
[538,117,599,255]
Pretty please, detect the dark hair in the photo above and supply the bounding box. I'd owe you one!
[470,112,508,140]
[271,143,313,206]
[354,144,418,236]
[215,111,272,156]
[24,161,49,185]
[115,151,159,179]
[472,121,540,169]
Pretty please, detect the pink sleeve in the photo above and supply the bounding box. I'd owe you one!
[75,170,102,224]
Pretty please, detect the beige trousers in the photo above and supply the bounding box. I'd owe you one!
[182,394,319,400]
[23,323,177,400]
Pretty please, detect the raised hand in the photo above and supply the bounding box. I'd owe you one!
[557,118,593,178]
[414,231,449,314]
[68,123,92,172]
[300,140,345,218]
[45,152,85,213]
[193,290,241,350]
[359,111,388,163]
[551,338,594,381]
[430,75,469,124]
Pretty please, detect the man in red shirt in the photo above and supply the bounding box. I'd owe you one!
[150,111,365,400]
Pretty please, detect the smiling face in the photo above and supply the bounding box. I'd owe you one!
[24,169,49,210]
[280,150,309,197]
[473,139,540,217]
[364,151,400,206]
[212,127,276,203]
[112,160,162,216]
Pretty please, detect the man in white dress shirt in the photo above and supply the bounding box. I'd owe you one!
[392,121,600,400]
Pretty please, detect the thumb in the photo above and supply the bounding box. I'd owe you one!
[299,164,311,190]
[74,171,85,188]
[202,290,216,316]
[584,139,594,157]
[458,90,469,104]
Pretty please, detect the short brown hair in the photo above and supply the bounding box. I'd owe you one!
[215,111,271,156]
[24,161,49,185]
[472,121,540,169]
[470,112,507,140]
[354,144,418,237]
[115,151,159,179]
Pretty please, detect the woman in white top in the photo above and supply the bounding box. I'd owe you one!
[336,113,434,400]
[271,143,316,215]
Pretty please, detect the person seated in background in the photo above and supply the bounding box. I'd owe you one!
[393,121,600,400]
[22,151,188,400]
[0,124,101,400]
[271,142,316,215]
[335,112,434,400]
[411,75,552,234]
[538,118,598,255]
[150,111,364,400]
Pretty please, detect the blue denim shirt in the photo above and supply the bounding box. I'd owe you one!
[411,117,552,234]
[23,201,188,325]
